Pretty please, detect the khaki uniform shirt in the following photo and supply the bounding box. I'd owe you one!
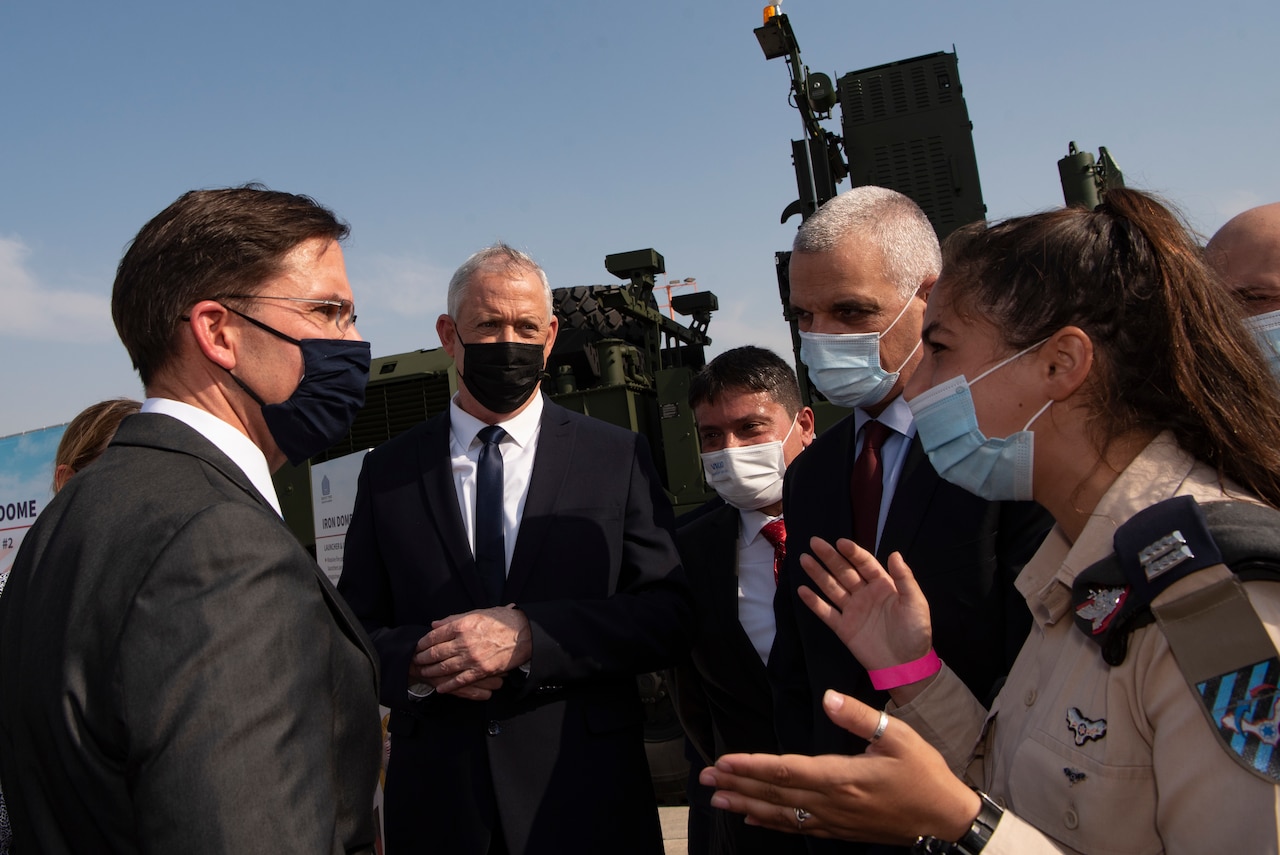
[895,433,1280,854]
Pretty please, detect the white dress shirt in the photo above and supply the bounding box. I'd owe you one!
[141,398,282,517]
[448,393,544,575]
[409,394,545,700]
[737,508,782,665]
[851,394,917,554]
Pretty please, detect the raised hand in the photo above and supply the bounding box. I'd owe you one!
[798,536,933,670]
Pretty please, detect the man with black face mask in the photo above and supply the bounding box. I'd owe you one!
[339,243,695,855]
[0,187,381,854]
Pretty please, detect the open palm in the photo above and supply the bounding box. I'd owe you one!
[798,536,933,670]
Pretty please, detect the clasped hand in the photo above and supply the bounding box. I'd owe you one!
[410,604,533,700]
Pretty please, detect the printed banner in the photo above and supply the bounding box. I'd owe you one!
[0,425,66,581]
[309,450,370,587]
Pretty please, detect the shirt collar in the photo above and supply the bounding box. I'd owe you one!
[140,397,282,516]
[854,393,917,440]
[449,392,544,451]
[739,507,783,548]
[1016,431,1236,625]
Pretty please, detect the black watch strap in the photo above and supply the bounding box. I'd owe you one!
[911,790,1003,855]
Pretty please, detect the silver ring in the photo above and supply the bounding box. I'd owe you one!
[794,807,811,829]
[870,709,889,743]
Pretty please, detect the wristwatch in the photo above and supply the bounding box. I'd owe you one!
[912,789,1004,855]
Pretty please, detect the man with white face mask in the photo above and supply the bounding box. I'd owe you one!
[1206,202,1280,380]
[674,346,814,855]
[769,186,1052,855]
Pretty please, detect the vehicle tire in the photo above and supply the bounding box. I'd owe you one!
[552,285,658,347]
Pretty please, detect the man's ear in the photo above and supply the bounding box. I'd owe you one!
[916,273,938,303]
[437,314,458,360]
[1043,326,1094,401]
[187,300,238,371]
[797,406,817,447]
[542,315,559,362]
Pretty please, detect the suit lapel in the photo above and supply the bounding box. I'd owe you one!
[823,416,858,543]
[878,435,939,562]
[419,411,490,606]
[504,402,574,601]
[705,506,745,625]
[115,413,382,679]
[707,506,773,680]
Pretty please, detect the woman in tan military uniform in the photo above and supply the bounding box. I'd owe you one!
[700,189,1280,854]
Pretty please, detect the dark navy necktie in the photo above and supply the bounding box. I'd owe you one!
[475,425,507,604]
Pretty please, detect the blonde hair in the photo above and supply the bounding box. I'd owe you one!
[53,398,142,492]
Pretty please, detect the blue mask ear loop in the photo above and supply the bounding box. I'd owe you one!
[968,337,1055,431]
[878,293,923,375]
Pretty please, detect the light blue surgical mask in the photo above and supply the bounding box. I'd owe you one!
[1244,309,1280,382]
[799,295,920,409]
[905,340,1051,502]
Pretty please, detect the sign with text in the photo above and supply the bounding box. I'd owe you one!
[309,449,369,587]
[0,425,66,581]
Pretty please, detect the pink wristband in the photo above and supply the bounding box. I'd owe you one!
[867,649,941,690]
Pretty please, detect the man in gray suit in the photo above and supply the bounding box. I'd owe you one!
[0,187,381,854]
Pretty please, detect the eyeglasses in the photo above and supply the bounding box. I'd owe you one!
[225,294,357,333]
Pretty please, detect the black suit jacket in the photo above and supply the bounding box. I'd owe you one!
[0,413,381,855]
[338,399,695,855]
[673,500,807,855]
[769,415,1051,854]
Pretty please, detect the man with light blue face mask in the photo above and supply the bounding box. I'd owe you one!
[1207,202,1280,381]
[767,187,1053,855]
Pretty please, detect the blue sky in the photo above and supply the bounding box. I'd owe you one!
[3,0,1276,437]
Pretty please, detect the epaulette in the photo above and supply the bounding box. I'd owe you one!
[1072,495,1280,783]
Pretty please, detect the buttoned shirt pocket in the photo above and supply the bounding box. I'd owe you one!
[1007,730,1159,855]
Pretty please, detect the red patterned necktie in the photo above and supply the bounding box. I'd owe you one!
[760,518,787,585]
[851,420,892,552]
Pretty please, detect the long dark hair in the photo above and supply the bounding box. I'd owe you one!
[941,188,1280,508]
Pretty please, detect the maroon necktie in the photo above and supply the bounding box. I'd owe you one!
[851,420,892,552]
[760,518,787,585]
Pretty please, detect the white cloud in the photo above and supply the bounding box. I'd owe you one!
[0,236,114,343]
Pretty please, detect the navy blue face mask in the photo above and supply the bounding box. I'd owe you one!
[226,308,371,465]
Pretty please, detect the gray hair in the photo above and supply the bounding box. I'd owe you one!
[793,186,942,300]
[447,242,553,319]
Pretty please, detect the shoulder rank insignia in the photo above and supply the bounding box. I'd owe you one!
[1066,707,1106,745]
